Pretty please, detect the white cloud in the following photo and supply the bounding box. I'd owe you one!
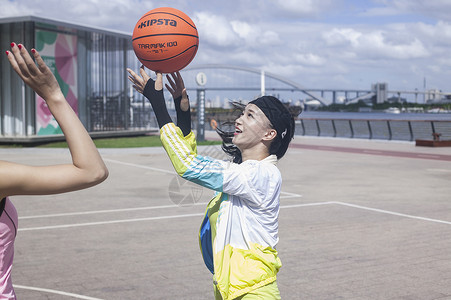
[323,28,362,47]
[230,21,280,46]
[360,6,401,17]
[0,0,35,17]
[294,53,326,66]
[193,12,241,48]
[230,21,254,40]
[360,32,429,60]
[416,21,451,46]
[1,0,450,93]
[275,0,337,17]
[229,51,266,65]
[0,0,153,32]
[323,27,429,60]
[362,0,451,21]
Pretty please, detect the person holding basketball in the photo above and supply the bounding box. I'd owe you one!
[127,66,296,300]
[1,43,109,299]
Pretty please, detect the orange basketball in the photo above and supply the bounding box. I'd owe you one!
[132,7,199,73]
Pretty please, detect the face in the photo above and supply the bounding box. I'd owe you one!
[232,104,276,151]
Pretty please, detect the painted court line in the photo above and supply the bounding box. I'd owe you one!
[18,203,207,219]
[104,158,175,174]
[18,212,206,232]
[17,203,315,231]
[13,284,103,300]
[333,201,451,226]
[19,200,451,232]
[280,202,335,209]
[19,192,301,220]
[280,191,303,199]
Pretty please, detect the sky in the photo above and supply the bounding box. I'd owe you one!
[2,0,451,98]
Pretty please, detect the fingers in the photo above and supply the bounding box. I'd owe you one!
[174,71,182,82]
[174,71,185,87]
[169,71,184,87]
[127,68,145,93]
[166,73,176,89]
[32,48,49,74]
[127,66,157,94]
[139,65,150,81]
[19,45,39,77]
[126,68,140,82]
[6,48,20,75]
[125,71,142,93]
[165,74,177,96]
[8,43,30,78]
[165,83,175,95]
[164,72,186,100]
[126,67,171,93]
[127,68,140,84]
[8,43,45,80]
[130,85,142,93]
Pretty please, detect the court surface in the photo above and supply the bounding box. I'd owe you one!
[3,133,451,299]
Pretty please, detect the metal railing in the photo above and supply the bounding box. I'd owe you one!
[296,118,451,141]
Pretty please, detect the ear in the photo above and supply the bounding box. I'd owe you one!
[262,128,277,142]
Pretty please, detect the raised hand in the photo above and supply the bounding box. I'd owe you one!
[127,65,163,94]
[166,71,189,112]
[6,43,63,102]
[2,43,108,196]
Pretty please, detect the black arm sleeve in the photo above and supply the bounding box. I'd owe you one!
[173,95,191,136]
[143,79,172,129]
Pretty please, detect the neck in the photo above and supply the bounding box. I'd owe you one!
[240,144,270,162]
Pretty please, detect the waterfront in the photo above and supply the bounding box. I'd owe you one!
[299,111,451,121]
[296,111,451,141]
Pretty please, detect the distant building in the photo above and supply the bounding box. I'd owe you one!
[425,89,442,103]
[0,15,146,143]
[372,83,388,104]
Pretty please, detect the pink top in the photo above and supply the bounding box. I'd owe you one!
[0,197,18,299]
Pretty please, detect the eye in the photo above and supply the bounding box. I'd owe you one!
[247,112,254,118]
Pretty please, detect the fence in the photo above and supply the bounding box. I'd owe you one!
[295,118,451,142]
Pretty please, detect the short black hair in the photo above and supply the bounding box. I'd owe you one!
[216,97,299,163]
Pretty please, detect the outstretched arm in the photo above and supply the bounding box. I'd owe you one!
[0,43,108,198]
[127,67,191,135]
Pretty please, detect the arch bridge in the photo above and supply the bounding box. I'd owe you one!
[182,64,329,106]
[180,64,445,106]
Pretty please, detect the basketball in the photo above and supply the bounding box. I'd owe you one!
[132,7,199,73]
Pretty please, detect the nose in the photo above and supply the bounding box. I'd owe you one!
[235,116,242,126]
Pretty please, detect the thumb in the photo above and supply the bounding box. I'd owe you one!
[180,89,190,112]
[181,88,188,101]
[155,73,163,91]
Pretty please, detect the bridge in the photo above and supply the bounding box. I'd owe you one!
[180,64,449,106]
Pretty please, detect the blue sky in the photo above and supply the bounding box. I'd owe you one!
[2,0,450,99]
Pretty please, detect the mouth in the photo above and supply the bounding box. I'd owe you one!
[234,127,242,136]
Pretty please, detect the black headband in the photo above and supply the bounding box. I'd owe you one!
[250,96,292,140]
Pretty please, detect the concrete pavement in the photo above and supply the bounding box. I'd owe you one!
[3,133,451,299]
